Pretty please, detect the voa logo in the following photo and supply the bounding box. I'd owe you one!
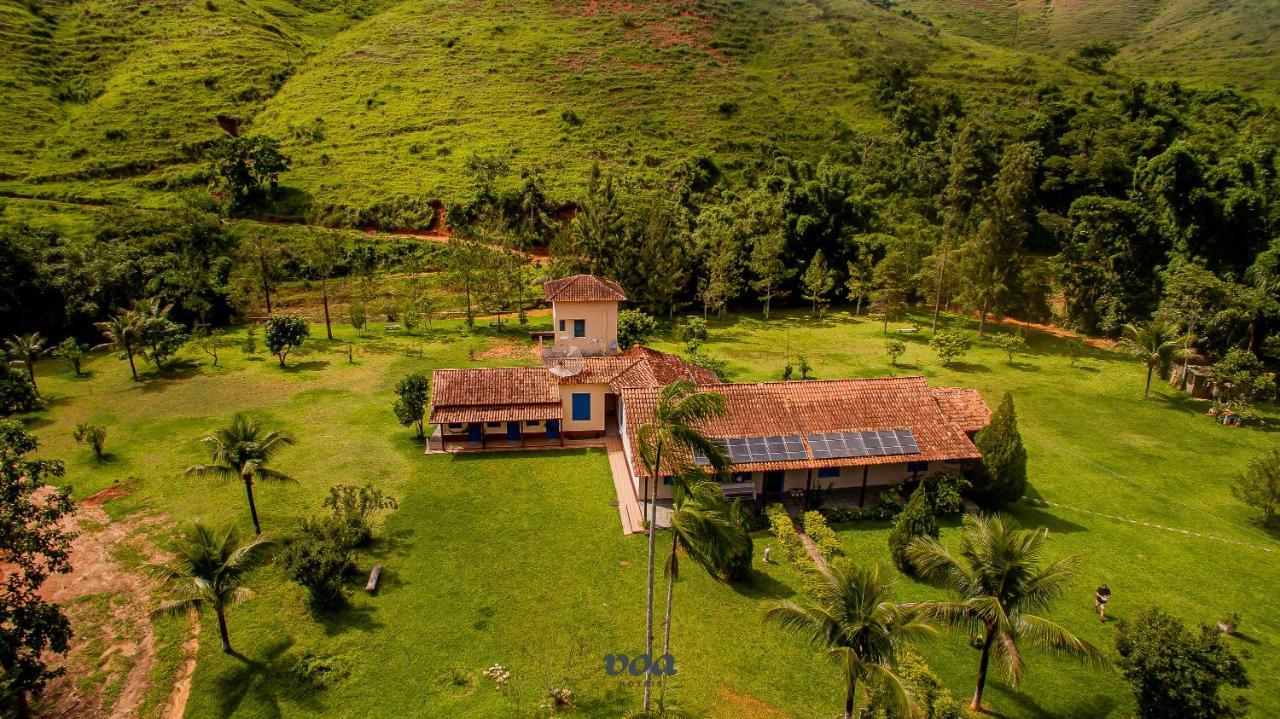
[603,653,677,677]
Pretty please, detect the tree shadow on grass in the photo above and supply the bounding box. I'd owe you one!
[984,680,1117,719]
[728,568,796,601]
[946,361,991,373]
[365,527,416,560]
[1007,360,1041,372]
[214,637,327,719]
[576,683,635,718]
[280,359,331,373]
[1011,504,1090,534]
[315,602,383,636]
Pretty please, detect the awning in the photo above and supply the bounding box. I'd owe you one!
[430,403,563,424]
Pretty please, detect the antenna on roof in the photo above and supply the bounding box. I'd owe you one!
[542,343,585,378]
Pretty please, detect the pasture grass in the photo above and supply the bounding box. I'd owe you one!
[19,307,1280,718]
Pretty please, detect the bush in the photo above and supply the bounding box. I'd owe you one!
[53,338,85,376]
[969,393,1028,506]
[243,323,258,354]
[722,500,754,581]
[347,301,366,330]
[887,483,937,572]
[924,473,968,516]
[802,510,844,563]
[765,504,806,563]
[263,314,309,367]
[323,482,398,547]
[209,135,290,212]
[280,517,357,610]
[616,309,656,349]
[885,337,905,366]
[684,350,731,381]
[929,329,971,367]
[866,646,962,719]
[73,422,107,461]
[675,317,708,352]
[393,372,431,439]
[0,363,37,415]
[1115,607,1249,719]
[992,332,1027,364]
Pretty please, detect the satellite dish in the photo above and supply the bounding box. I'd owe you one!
[543,343,585,378]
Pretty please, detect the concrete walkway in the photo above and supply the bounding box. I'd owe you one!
[604,435,644,535]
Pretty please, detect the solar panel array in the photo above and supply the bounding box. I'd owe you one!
[693,435,807,465]
[807,429,918,459]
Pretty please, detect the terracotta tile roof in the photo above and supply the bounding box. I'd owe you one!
[429,368,561,424]
[543,275,627,302]
[620,376,982,477]
[558,346,721,389]
[930,387,991,433]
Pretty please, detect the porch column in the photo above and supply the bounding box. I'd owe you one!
[859,466,869,508]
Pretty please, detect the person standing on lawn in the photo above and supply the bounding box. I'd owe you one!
[1095,584,1112,622]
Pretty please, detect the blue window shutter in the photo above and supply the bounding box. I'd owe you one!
[818,467,841,479]
[573,319,586,337]
[572,393,592,421]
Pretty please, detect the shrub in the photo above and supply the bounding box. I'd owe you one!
[684,350,731,381]
[722,500,754,581]
[209,135,290,212]
[802,511,844,563]
[887,483,937,572]
[73,422,107,461]
[929,329,971,367]
[992,332,1026,364]
[1208,348,1276,416]
[0,362,37,415]
[969,392,1027,506]
[675,317,708,352]
[560,108,583,127]
[885,338,905,366]
[796,354,813,379]
[263,314,309,367]
[243,323,258,354]
[393,372,431,439]
[280,517,357,610]
[616,309,656,349]
[1067,336,1086,366]
[866,646,962,719]
[924,473,968,516]
[323,482,398,547]
[287,651,351,690]
[53,338,85,376]
[765,504,806,563]
[1231,449,1279,526]
[347,301,367,330]
[1115,607,1249,719]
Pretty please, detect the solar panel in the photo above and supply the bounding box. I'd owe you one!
[805,429,919,460]
[693,434,807,465]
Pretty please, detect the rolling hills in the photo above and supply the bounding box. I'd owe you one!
[0,0,1275,225]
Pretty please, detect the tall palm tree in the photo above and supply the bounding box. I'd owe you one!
[1117,320,1181,398]
[764,562,936,719]
[636,380,729,712]
[185,413,296,534]
[4,332,47,397]
[906,513,1107,713]
[150,520,274,653]
[658,470,747,701]
[95,311,142,381]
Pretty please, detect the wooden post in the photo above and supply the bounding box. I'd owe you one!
[859,466,869,508]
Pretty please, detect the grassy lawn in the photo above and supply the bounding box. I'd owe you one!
[20,307,1280,718]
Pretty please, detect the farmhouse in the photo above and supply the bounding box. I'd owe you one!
[428,275,990,505]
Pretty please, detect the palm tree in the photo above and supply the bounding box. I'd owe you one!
[95,311,142,381]
[635,380,729,712]
[764,562,936,719]
[906,513,1107,713]
[185,413,296,534]
[4,332,47,397]
[1117,320,1181,398]
[150,520,274,653]
[658,471,747,701]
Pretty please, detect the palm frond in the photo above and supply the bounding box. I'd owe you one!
[1014,614,1109,669]
[863,661,922,719]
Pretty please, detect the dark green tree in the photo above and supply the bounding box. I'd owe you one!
[0,420,74,719]
[209,136,290,212]
[617,309,657,350]
[280,518,356,610]
[52,338,85,377]
[970,393,1027,506]
[0,359,37,415]
[801,249,836,317]
[3,333,46,398]
[1232,448,1280,526]
[1115,608,1249,719]
[393,372,431,439]
[887,483,938,573]
[263,315,309,368]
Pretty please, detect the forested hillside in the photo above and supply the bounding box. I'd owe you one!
[1,0,1278,371]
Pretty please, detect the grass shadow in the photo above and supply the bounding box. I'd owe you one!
[280,359,331,373]
[212,636,328,718]
[985,680,1118,719]
[728,568,796,601]
[315,602,384,636]
[1011,504,1090,534]
[945,361,992,373]
[575,682,636,718]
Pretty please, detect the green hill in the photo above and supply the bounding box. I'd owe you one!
[897,0,1280,99]
[1,0,1089,219]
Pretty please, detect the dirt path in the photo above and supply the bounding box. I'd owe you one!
[162,617,200,719]
[38,483,173,719]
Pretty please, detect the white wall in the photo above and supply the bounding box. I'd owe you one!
[552,300,619,355]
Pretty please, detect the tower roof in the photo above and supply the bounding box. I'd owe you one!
[543,275,627,302]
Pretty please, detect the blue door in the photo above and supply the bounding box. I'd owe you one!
[546,420,560,439]
[571,392,592,421]
[467,423,483,441]
[506,421,521,441]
